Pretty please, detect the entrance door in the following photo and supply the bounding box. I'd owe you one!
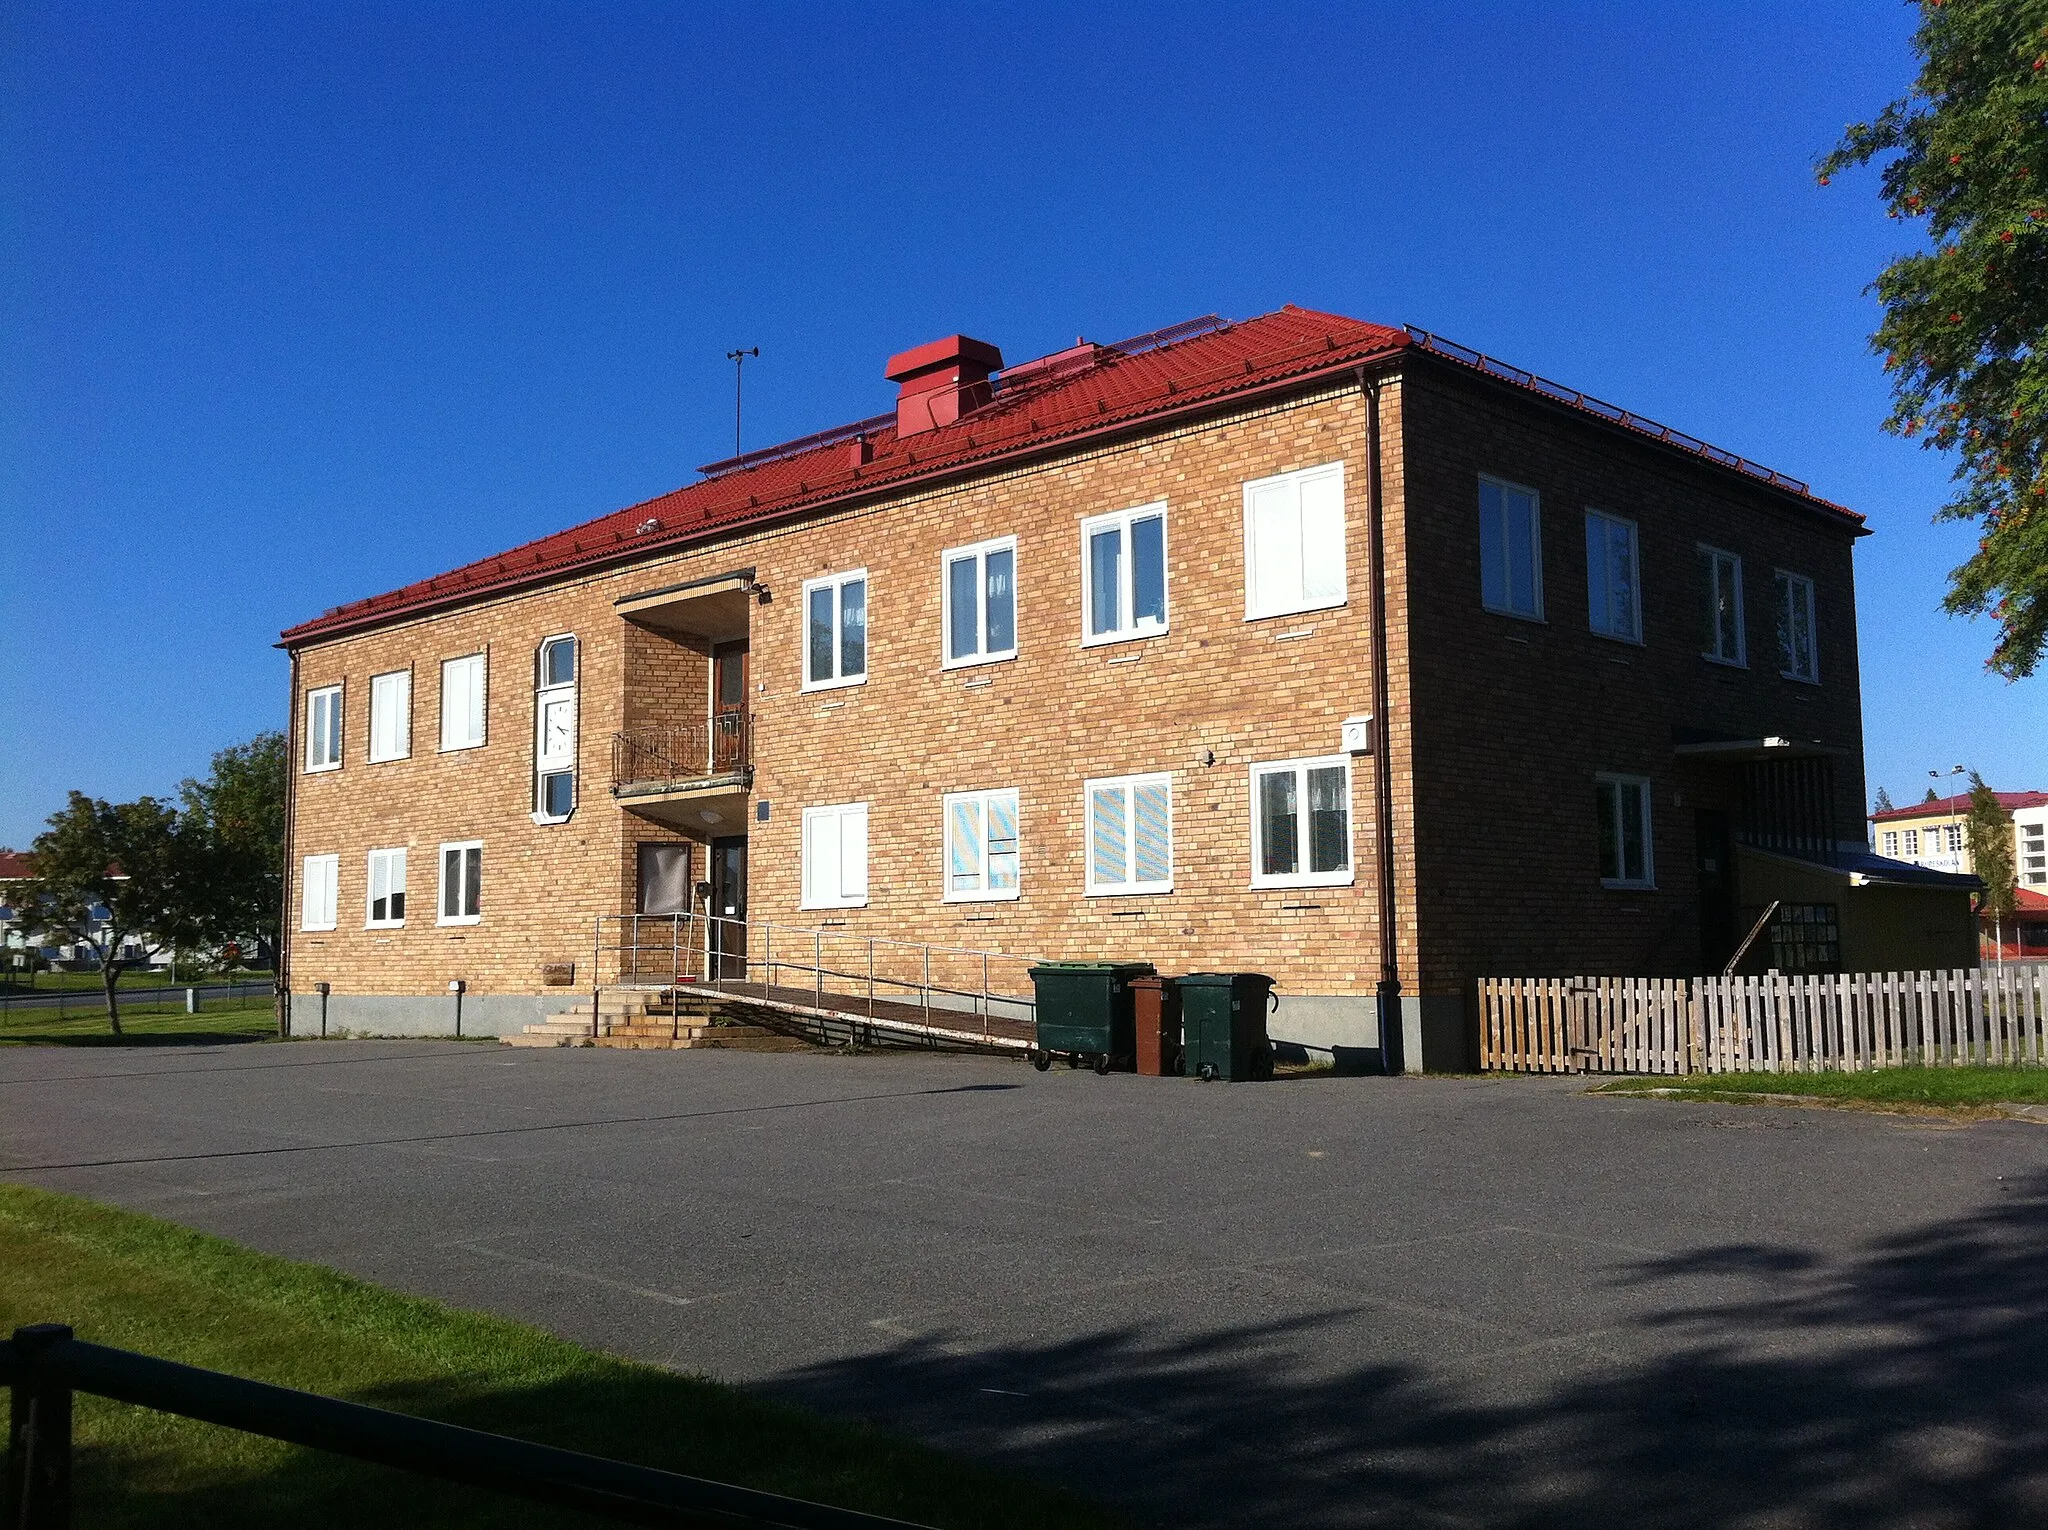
[1695,810,1737,974]
[708,836,748,980]
[712,641,749,774]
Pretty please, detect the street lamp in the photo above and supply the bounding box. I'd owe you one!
[1930,764,1967,870]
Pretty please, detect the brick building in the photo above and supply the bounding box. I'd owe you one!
[279,307,1971,1069]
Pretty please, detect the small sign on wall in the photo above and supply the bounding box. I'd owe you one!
[540,962,577,987]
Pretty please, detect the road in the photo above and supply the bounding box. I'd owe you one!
[5,1040,2046,1528]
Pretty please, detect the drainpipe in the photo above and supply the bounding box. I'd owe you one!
[1357,368,1404,1075]
[280,648,300,1038]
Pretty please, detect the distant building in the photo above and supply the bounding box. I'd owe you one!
[0,849,166,972]
[1870,790,2048,879]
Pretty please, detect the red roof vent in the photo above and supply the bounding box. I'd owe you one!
[885,334,1003,437]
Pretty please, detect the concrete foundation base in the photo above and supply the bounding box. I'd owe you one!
[1269,992,1474,1074]
[287,992,583,1040]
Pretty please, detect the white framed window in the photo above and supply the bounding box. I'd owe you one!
[1250,756,1354,888]
[437,840,482,925]
[1081,504,1168,645]
[801,802,869,908]
[803,571,868,690]
[1698,546,1745,666]
[440,653,487,750]
[1595,775,1654,888]
[943,788,1020,901]
[1585,510,1641,642]
[1085,773,1172,895]
[1243,462,1346,620]
[2021,824,2045,884]
[300,854,338,932]
[942,537,1017,668]
[1881,830,1899,857]
[304,685,343,773]
[365,847,407,927]
[1775,570,1819,682]
[368,670,412,762]
[1904,828,1920,857]
[1479,475,1543,620]
[1944,824,1963,854]
[533,635,577,823]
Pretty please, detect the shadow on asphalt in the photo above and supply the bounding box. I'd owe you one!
[763,1169,2048,1528]
[0,1030,270,1049]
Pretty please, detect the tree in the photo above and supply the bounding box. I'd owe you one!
[1966,771,2019,926]
[1926,785,1943,802]
[8,794,209,1033]
[1818,1,2048,679]
[1874,785,1897,813]
[179,732,286,969]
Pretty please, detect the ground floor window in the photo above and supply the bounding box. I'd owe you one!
[802,802,868,909]
[1595,775,1654,888]
[944,789,1020,901]
[439,841,482,925]
[1085,774,1172,894]
[366,848,406,927]
[300,854,338,931]
[1250,756,1353,888]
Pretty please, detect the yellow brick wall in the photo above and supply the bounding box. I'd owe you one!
[285,381,1413,1012]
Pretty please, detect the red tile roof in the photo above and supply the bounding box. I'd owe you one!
[0,851,31,880]
[1872,790,2048,823]
[281,306,1862,646]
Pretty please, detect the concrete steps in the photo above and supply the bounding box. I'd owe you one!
[502,991,822,1052]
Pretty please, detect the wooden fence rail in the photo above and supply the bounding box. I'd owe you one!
[1480,966,2048,1075]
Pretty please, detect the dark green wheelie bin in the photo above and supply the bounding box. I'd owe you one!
[1178,972,1277,1081]
[1027,962,1154,1075]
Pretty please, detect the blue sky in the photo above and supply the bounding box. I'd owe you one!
[2,2,2040,846]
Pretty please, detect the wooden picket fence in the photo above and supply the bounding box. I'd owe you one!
[1479,966,2048,1075]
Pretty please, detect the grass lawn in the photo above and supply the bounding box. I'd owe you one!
[0,1184,1121,1529]
[1590,1064,2048,1109]
[0,995,277,1047]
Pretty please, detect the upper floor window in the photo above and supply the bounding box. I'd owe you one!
[944,788,1020,901]
[1775,570,1819,682]
[1698,546,1745,666]
[1881,830,1899,856]
[804,571,868,691]
[943,538,1017,668]
[1904,828,1920,856]
[366,847,407,927]
[368,670,412,762]
[1085,773,1172,895]
[1479,475,1543,620]
[304,685,343,773]
[1585,511,1641,642]
[1595,774,1653,888]
[1082,505,1167,645]
[300,854,339,932]
[440,653,487,751]
[534,636,577,823]
[1243,463,1345,620]
[801,801,869,908]
[438,841,482,925]
[1251,756,1353,889]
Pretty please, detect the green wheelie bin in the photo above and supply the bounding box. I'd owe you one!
[1178,972,1277,1081]
[1027,962,1155,1075]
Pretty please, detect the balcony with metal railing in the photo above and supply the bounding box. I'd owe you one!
[610,716,752,832]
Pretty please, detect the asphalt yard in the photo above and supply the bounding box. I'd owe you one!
[5,1040,2047,1529]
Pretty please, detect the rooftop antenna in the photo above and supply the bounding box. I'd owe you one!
[726,347,758,457]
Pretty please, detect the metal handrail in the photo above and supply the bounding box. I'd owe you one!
[591,913,1042,1047]
[1,1324,934,1529]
